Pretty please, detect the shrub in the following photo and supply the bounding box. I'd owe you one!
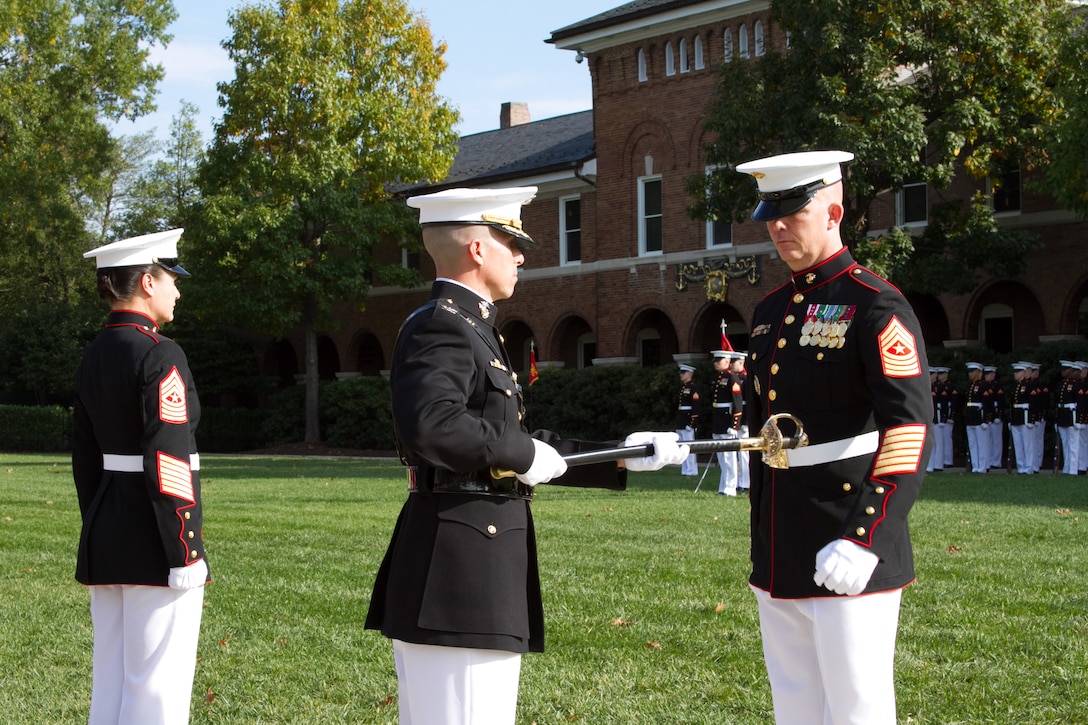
[197,408,267,453]
[526,364,682,441]
[322,376,395,450]
[257,376,395,451]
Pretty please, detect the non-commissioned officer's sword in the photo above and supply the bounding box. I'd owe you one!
[493,413,808,480]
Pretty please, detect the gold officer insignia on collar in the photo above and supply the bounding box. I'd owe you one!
[479,301,491,319]
[490,359,508,372]
[805,273,816,284]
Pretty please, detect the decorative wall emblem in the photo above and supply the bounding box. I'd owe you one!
[676,255,761,302]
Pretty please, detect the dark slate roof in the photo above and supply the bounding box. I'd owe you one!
[405,110,594,193]
[549,0,701,42]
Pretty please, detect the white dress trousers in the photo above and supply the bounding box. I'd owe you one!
[752,586,903,725]
[965,425,990,473]
[1034,422,1045,472]
[1059,425,1080,474]
[1081,425,1088,473]
[715,430,739,495]
[989,418,1003,468]
[88,584,204,725]
[677,426,698,476]
[392,640,521,725]
[1011,424,1034,474]
[926,422,946,472]
[737,425,751,489]
[942,421,954,466]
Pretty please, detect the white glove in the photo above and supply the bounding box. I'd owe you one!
[168,559,208,591]
[622,431,690,472]
[1026,422,1036,429]
[1076,423,1086,431]
[813,539,879,596]
[980,423,989,430]
[516,438,568,486]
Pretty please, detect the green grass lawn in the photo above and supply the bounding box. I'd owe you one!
[2,454,1087,724]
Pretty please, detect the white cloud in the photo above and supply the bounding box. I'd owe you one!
[148,40,233,85]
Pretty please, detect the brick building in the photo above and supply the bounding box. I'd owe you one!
[266,0,1088,385]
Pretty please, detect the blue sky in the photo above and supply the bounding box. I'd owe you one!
[114,0,621,144]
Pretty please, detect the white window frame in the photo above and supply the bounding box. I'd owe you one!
[739,25,749,59]
[694,35,704,69]
[679,38,689,73]
[665,41,676,76]
[723,29,733,62]
[638,175,664,256]
[896,181,928,228]
[559,194,582,266]
[401,244,420,270]
[754,20,765,56]
[638,48,647,82]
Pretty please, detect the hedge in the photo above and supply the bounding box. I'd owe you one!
[9,339,1085,455]
[0,405,72,452]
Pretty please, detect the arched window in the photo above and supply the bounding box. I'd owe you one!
[739,25,749,59]
[754,21,765,56]
[679,38,689,73]
[723,29,733,62]
[694,35,704,69]
[665,41,675,76]
[637,48,647,82]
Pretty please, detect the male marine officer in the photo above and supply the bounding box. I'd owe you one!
[364,186,687,725]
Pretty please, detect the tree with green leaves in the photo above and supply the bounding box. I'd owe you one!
[80,131,161,242]
[114,101,206,238]
[689,0,1076,288]
[0,0,177,321]
[192,0,459,442]
[1046,8,1088,220]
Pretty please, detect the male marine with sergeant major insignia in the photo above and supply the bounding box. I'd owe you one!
[735,150,932,725]
[364,186,687,725]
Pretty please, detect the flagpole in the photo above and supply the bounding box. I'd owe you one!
[526,340,537,431]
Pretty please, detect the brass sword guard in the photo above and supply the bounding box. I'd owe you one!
[742,413,809,469]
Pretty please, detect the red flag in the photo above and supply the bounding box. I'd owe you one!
[720,319,734,352]
[529,340,539,385]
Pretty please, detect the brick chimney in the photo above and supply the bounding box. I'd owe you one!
[500,102,530,129]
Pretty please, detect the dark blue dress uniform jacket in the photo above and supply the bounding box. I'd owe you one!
[365,281,625,654]
[746,249,932,599]
[710,372,743,435]
[72,310,208,586]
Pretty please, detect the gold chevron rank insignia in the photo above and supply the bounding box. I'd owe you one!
[878,316,920,378]
[871,424,927,477]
